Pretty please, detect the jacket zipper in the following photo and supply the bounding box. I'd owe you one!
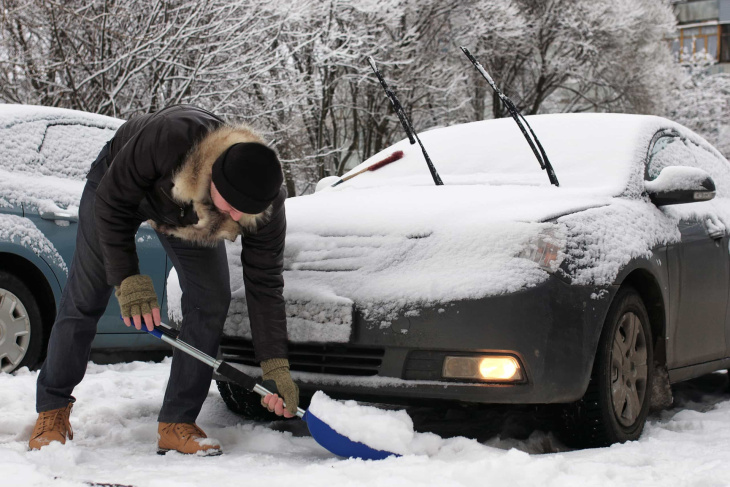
[160,188,185,218]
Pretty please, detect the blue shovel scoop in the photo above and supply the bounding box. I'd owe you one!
[140,323,397,460]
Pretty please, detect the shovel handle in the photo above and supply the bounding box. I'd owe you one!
[140,323,305,418]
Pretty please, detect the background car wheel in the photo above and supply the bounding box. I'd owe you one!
[217,380,283,422]
[0,270,44,373]
[558,286,654,448]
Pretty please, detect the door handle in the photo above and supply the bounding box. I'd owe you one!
[39,210,78,223]
[707,229,725,240]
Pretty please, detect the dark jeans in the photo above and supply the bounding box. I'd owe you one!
[36,147,231,423]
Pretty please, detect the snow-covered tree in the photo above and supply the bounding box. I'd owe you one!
[454,0,677,119]
[663,52,730,158]
[2,0,727,190]
[0,0,287,117]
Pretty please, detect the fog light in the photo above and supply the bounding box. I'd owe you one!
[442,356,522,381]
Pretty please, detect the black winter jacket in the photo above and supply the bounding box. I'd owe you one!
[89,105,288,361]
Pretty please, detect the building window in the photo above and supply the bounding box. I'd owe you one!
[672,24,721,62]
[722,24,730,63]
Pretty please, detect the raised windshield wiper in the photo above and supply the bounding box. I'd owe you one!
[460,46,559,187]
[367,56,444,186]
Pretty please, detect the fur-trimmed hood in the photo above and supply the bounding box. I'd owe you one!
[149,124,274,245]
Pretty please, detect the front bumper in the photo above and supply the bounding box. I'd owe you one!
[219,277,616,405]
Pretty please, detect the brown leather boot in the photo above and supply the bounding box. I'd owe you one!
[28,403,74,450]
[157,422,222,456]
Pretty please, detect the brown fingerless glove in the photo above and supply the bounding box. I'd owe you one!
[115,274,159,318]
[261,358,299,415]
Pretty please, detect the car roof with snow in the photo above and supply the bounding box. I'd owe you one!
[0,103,121,130]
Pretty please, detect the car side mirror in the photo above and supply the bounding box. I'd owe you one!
[644,166,716,206]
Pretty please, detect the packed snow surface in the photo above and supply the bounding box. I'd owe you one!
[4,361,730,486]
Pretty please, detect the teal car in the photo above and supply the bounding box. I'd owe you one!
[0,105,171,373]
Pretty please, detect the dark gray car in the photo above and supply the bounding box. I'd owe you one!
[211,113,730,447]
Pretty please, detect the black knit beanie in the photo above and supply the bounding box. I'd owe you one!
[211,142,283,214]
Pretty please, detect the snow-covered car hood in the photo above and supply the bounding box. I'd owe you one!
[220,184,618,343]
[288,183,612,237]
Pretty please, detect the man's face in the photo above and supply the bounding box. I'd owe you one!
[210,182,245,222]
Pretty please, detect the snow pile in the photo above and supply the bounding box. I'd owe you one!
[307,391,458,457]
[307,391,417,455]
[0,104,120,215]
[644,166,712,193]
[0,214,67,273]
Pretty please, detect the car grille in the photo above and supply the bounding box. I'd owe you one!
[220,338,385,376]
[403,350,444,380]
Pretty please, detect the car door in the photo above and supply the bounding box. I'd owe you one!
[1,201,24,219]
[28,122,169,335]
[647,132,730,368]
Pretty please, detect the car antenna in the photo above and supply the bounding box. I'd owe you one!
[460,46,559,187]
[367,56,443,186]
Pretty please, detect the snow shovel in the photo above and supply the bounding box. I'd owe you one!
[140,323,397,460]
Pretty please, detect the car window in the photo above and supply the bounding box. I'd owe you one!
[0,121,47,173]
[38,124,116,180]
[646,133,730,197]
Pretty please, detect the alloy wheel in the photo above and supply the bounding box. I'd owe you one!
[0,287,31,373]
[610,311,649,427]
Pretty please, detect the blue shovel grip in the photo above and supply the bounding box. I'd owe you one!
[119,315,164,339]
[145,327,164,339]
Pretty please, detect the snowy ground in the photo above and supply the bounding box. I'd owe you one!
[3,360,730,487]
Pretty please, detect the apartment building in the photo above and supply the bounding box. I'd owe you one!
[671,0,730,72]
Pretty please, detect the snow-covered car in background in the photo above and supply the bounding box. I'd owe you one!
[0,105,170,374]
[211,113,730,447]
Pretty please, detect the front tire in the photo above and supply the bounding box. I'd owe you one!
[559,286,654,447]
[217,380,282,422]
[0,271,44,373]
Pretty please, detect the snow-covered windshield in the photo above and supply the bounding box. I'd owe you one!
[342,113,658,196]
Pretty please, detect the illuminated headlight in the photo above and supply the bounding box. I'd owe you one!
[517,226,566,273]
[442,356,523,381]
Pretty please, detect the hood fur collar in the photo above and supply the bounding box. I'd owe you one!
[150,124,273,245]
